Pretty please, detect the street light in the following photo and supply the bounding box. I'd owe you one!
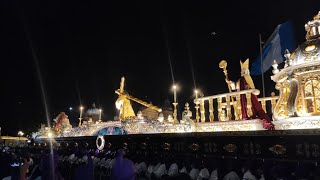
[79,106,84,118]
[173,85,177,89]
[172,85,177,103]
[79,106,84,127]
[194,89,200,123]
[17,131,24,137]
[47,132,53,138]
[194,89,199,99]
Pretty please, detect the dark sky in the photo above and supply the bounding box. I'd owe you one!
[1,0,320,135]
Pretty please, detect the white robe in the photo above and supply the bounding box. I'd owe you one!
[223,171,240,180]
[243,170,257,180]
[180,166,187,174]
[189,168,200,180]
[145,165,154,178]
[168,163,179,177]
[153,164,166,178]
[197,168,210,180]
[135,162,147,175]
[209,169,218,180]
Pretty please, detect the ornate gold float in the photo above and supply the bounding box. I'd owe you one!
[270,11,320,129]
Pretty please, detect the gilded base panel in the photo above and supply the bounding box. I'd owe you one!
[194,119,266,132]
[273,116,320,130]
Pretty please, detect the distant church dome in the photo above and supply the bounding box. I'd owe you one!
[86,103,100,117]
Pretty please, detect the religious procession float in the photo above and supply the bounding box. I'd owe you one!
[32,11,320,160]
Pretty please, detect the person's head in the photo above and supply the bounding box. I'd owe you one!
[115,149,126,158]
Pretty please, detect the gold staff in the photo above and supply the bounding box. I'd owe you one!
[219,60,239,120]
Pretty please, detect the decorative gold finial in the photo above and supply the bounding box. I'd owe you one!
[240,59,250,74]
[219,60,227,70]
[284,49,292,67]
[272,60,279,74]
[120,76,125,94]
[305,11,320,40]
[314,11,320,20]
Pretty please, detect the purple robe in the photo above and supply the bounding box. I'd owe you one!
[111,157,136,180]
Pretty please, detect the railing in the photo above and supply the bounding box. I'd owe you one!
[257,92,278,114]
[194,90,278,122]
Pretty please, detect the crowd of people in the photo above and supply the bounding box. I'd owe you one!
[1,146,320,180]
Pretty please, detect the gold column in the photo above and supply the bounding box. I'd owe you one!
[226,96,231,120]
[232,95,239,120]
[209,99,214,122]
[200,100,205,122]
[236,93,242,120]
[78,118,82,127]
[173,102,178,124]
[218,97,222,121]
[261,100,267,113]
[287,75,299,117]
[195,100,200,123]
[311,79,317,113]
[271,92,276,113]
[300,80,307,114]
[283,82,289,117]
[246,92,253,117]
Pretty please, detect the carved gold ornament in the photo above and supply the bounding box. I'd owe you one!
[269,144,286,155]
[223,144,237,153]
[162,143,171,151]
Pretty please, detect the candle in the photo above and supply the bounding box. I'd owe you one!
[173,85,177,103]
[80,106,84,119]
[99,109,102,120]
[195,89,198,99]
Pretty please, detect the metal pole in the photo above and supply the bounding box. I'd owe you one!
[259,34,265,97]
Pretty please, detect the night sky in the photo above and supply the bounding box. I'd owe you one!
[1,0,320,136]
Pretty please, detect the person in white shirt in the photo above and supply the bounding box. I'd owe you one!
[209,169,218,180]
[242,170,256,180]
[168,163,179,177]
[197,168,210,180]
[189,163,200,180]
[153,163,166,179]
[135,161,147,176]
[223,171,240,180]
[145,164,154,179]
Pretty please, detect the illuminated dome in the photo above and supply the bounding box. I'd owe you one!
[86,103,100,117]
[289,11,320,66]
